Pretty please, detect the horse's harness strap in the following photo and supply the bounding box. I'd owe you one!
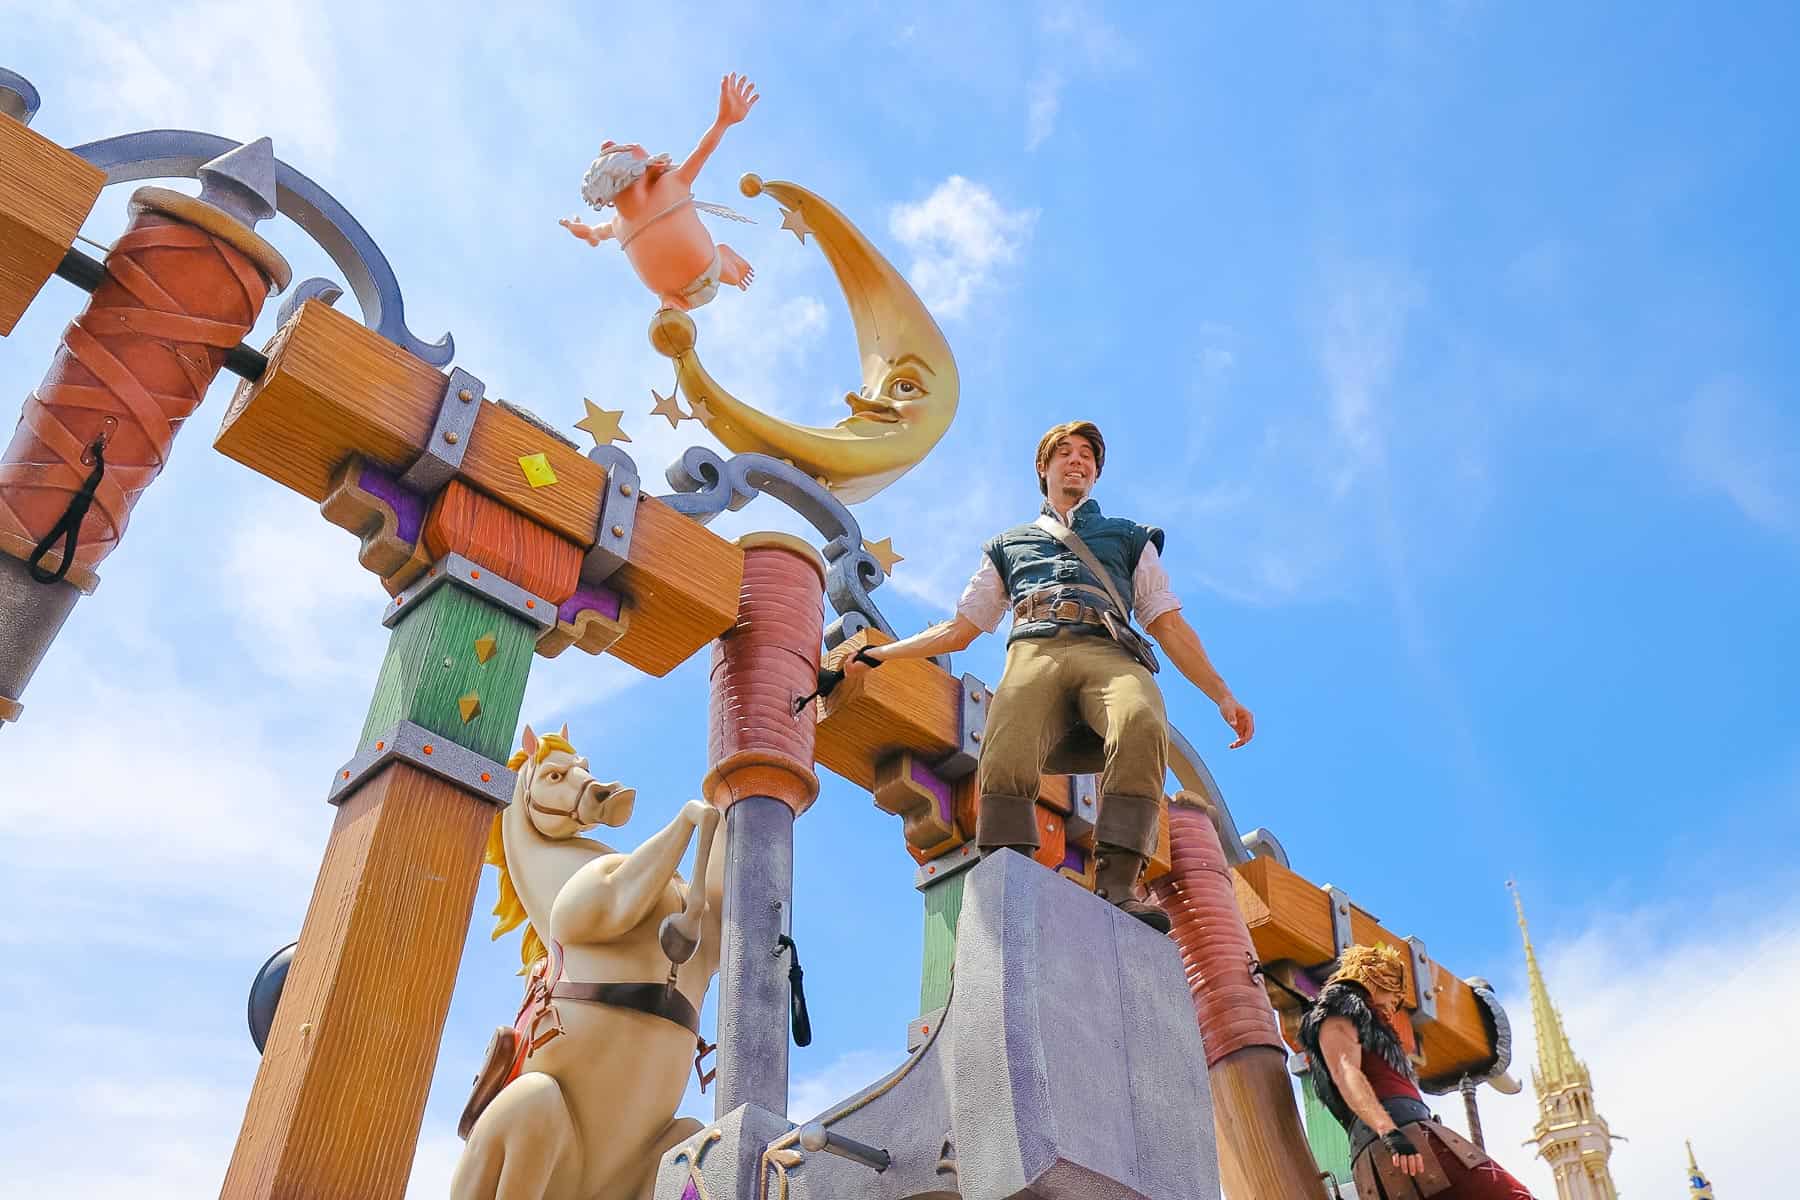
[551,980,701,1036]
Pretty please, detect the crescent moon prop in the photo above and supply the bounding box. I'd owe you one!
[648,174,960,505]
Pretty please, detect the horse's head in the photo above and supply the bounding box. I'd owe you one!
[512,724,636,838]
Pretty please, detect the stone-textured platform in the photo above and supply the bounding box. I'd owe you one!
[656,850,1217,1200]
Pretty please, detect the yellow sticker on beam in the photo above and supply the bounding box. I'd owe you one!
[519,453,558,488]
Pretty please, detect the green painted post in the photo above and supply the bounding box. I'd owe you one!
[919,870,967,1014]
[360,583,537,759]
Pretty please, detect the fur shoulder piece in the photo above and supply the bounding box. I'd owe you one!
[1298,982,1416,1131]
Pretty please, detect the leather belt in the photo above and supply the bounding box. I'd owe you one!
[1349,1095,1434,1160]
[1013,589,1115,627]
[551,980,701,1035]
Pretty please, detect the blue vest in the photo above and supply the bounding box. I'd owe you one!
[983,499,1164,644]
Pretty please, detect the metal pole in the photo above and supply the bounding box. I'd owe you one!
[1460,1076,1486,1150]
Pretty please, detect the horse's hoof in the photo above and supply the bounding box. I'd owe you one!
[659,915,699,964]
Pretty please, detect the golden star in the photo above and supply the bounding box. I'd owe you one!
[574,398,631,446]
[864,536,904,574]
[649,388,686,429]
[779,205,812,243]
[688,398,715,424]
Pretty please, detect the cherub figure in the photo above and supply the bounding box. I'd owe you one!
[560,73,759,311]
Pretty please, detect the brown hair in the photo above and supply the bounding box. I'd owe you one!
[1035,421,1105,495]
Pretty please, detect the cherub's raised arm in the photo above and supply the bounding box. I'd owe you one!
[559,217,614,247]
[675,72,758,187]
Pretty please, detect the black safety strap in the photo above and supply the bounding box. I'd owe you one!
[28,436,106,585]
[791,646,884,715]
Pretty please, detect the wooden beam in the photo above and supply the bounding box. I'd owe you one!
[219,762,493,1200]
[0,117,105,336]
[1230,854,1495,1080]
[214,300,605,546]
[605,495,743,676]
[813,629,962,791]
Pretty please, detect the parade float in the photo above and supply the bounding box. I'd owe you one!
[0,68,1516,1199]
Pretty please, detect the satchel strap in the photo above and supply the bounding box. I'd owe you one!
[1033,514,1136,626]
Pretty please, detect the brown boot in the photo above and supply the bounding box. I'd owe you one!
[1094,846,1172,934]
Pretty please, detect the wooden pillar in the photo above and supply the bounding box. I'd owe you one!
[221,489,577,1200]
[703,533,824,1119]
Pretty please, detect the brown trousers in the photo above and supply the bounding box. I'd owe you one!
[975,632,1167,858]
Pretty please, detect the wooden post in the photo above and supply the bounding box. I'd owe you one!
[220,488,563,1200]
[703,533,825,1120]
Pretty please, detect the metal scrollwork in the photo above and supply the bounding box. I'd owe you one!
[659,447,929,658]
[70,129,453,365]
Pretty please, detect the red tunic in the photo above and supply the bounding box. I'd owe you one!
[1359,1047,1536,1199]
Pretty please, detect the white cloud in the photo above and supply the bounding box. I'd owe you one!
[1424,890,1800,1199]
[19,0,343,167]
[1680,375,1797,536]
[1026,0,1138,149]
[788,1047,909,1124]
[890,177,1038,319]
[1318,263,1422,488]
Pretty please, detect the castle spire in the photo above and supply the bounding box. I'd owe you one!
[1687,1139,1714,1198]
[1509,882,1587,1089]
[1508,881,1619,1200]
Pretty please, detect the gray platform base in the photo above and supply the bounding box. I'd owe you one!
[654,852,1218,1200]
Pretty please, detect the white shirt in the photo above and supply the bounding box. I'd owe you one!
[954,498,1182,634]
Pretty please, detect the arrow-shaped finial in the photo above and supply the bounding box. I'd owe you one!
[198,136,279,228]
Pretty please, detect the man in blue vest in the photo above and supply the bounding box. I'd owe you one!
[843,420,1254,930]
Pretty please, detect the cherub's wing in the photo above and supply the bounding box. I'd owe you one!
[694,201,756,224]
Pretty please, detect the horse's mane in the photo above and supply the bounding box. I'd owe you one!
[487,731,579,972]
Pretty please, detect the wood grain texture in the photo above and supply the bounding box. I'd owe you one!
[215,300,441,502]
[361,582,535,762]
[1231,854,1495,1080]
[607,495,743,677]
[918,870,966,1016]
[422,479,582,603]
[0,117,105,335]
[212,300,604,545]
[814,629,962,791]
[319,457,418,579]
[463,402,604,546]
[1208,1048,1332,1200]
[219,762,493,1200]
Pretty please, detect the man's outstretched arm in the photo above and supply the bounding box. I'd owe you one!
[675,73,757,186]
[842,615,982,682]
[1147,609,1255,748]
[1318,1017,1424,1178]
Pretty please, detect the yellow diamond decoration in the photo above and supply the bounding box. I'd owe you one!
[519,452,558,488]
[473,634,497,664]
[458,691,482,723]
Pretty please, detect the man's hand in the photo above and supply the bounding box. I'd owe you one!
[1381,1128,1424,1177]
[840,647,883,683]
[1219,696,1255,749]
[717,73,759,126]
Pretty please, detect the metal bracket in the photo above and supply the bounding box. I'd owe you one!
[913,841,980,891]
[1406,936,1439,1025]
[1065,774,1100,845]
[399,368,484,493]
[328,719,513,807]
[935,673,990,780]
[0,68,42,126]
[1240,826,1289,867]
[581,444,640,584]
[382,552,555,633]
[1322,885,1354,959]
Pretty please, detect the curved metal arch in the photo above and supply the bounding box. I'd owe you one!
[659,446,925,658]
[69,129,452,365]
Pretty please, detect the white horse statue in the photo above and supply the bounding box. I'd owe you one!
[451,725,725,1200]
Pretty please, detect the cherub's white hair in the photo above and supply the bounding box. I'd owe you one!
[580,148,671,210]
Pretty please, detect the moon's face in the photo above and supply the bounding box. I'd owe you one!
[843,351,939,429]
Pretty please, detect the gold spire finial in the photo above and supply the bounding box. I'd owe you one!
[1508,881,1587,1091]
[1687,1139,1714,1197]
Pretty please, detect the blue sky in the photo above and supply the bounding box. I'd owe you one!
[1,2,1795,1197]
